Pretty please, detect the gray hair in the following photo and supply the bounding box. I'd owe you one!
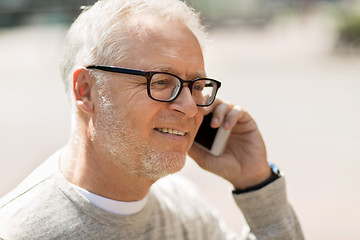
[59,0,207,102]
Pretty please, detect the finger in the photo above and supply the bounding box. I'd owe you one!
[211,101,234,128]
[202,98,222,115]
[223,105,247,130]
[188,143,213,170]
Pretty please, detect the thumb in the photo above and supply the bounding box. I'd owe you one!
[188,143,214,170]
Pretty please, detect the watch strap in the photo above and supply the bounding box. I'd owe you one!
[233,162,281,194]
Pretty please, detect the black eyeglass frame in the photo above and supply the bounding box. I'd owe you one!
[86,65,221,107]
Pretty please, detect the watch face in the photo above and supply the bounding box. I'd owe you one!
[269,162,281,176]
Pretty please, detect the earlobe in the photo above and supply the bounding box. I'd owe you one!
[73,67,94,113]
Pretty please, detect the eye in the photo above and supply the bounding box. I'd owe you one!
[192,81,205,91]
[150,73,179,90]
[154,79,165,85]
[151,79,170,89]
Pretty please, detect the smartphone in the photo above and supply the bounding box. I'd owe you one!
[194,112,231,156]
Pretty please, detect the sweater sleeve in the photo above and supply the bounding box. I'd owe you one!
[232,177,304,240]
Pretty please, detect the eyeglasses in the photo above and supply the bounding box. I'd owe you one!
[86,65,221,107]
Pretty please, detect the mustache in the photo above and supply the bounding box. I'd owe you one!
[155,114,197,128]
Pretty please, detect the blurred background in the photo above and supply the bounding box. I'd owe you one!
[0,0,359,239]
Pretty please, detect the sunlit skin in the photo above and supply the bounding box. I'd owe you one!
[97,16,206,156]
[60,15,271,202]
[60,16,206,201]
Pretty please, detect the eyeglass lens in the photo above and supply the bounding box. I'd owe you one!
[149,73,217,106]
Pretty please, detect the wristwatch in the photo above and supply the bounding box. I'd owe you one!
[233,162,281,194]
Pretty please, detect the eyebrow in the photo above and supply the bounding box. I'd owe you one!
[147,66,177,73]
[148,66,207,79]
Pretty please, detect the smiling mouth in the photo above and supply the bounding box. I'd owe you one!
[155,128,186,136]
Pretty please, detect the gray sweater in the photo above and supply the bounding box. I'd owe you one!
[0,150,303,239]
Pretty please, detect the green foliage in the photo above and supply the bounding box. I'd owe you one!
[338,14,360,47]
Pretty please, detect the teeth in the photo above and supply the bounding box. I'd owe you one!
[156,128,185,136]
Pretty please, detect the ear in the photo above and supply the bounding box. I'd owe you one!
[73,67,94,113]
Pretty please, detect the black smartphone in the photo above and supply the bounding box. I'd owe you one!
[194,112,231,156]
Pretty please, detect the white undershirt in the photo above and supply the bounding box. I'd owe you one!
[71,184,149,215]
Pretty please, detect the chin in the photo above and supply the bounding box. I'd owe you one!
[139,151,187,181]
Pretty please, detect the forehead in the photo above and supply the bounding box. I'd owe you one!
[121,15,205,76]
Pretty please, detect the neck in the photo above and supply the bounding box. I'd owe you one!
[60,134,154,202]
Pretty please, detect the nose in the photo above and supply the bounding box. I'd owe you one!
[169,86,198,117]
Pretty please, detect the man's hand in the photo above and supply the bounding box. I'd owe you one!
[189,99,272,190]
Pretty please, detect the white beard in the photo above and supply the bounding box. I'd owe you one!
[91,82,186,181]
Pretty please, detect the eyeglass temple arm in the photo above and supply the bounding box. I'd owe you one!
[86,65,146,77]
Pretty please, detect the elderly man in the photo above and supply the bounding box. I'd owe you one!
[0,0,303,239]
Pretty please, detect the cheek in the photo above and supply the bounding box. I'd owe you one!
[195,110,205,129]
[122,97,161,131]
[190,112,205,139]
[112,85,149,115]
